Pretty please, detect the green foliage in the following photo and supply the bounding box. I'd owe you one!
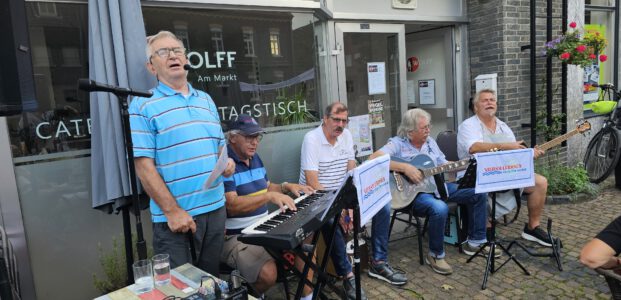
[92,236,127,294]
[534,111,593,195]
[273,90,318,126]
[535,111,566,141]
[536,163,595,195]
[92,234,154,294]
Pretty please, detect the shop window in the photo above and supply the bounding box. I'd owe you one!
[143,8,321,127]
[174,21,190,49]
[7,3,90,159]
[270,28,281,57]
[242,27,256,57]
[210,25,224,52]
[61,47,81,66]
[35,2,58,17]
[583,3,615,117]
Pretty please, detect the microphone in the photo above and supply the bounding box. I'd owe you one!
[183,64,192,70]
[78,78,153,97]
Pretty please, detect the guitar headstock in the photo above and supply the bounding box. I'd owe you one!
[576,120,591,134]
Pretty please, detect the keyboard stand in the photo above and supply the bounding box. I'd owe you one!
[262,211,342,300]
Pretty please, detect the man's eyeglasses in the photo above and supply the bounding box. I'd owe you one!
[329,116,349,124]
[152,47,186,59]
[242,134,263,143]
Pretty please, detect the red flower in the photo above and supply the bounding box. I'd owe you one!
[569,22,577,28]
[589,54,597,59]
[600,54,608,62]
[576,45,587,53]
[560,52,571,60]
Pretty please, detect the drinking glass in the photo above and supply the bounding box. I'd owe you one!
[152,253,171,286]
[132,259,154,294]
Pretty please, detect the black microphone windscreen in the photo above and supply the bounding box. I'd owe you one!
[77,78,94,91]
[183,64,192,70]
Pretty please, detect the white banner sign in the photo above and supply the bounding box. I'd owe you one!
[474,149,535,193]
[352,154,392,225]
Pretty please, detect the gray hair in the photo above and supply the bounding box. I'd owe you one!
[324,102,348,118]
[472,88,497,109]
[145,31,183,61]
[397,108,431,139]
[225,129,242,143]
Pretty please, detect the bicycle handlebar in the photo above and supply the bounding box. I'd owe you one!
[593,83,615,89]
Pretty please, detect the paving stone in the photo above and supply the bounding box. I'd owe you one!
[264,179,620,299]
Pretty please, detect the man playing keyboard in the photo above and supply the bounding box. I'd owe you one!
[220,115,315,299]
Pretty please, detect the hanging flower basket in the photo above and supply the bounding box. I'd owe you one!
[544,22,608,68]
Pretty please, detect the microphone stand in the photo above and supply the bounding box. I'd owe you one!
[115,91,148,283]
[81,78,151,284]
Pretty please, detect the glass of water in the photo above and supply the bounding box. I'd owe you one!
[132,259,154,294]
[152,253,171,286]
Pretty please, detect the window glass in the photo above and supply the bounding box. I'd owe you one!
[583,8,614,115]
[8,3,90,159]
[143,8,321,127]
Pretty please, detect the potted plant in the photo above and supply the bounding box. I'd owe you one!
[544,21,608,68]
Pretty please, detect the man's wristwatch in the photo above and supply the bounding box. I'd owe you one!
[281,182,289,194]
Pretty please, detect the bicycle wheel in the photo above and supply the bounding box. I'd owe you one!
[584,127,621,183]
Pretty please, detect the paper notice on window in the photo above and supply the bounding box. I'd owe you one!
[203,147,229,189]
[367,62,386,95]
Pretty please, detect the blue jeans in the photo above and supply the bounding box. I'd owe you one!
[323,203,391,277]
[412,183,487,258]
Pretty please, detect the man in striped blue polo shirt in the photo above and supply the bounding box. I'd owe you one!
[129,31,235,275]
[220,115,315,298]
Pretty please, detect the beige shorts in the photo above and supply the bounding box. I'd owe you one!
[220,235,274,283]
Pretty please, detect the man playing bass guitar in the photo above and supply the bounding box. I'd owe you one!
[369,108,494,275]
[457,88,551,247]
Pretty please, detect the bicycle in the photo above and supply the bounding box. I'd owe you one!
[583,83,621,183]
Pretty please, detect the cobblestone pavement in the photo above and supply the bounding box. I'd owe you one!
[266,180,620,299]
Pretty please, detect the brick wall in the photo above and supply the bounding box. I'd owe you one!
[467,0,570,165]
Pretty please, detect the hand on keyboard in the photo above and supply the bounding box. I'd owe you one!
[269,192,297,212]
[282,183,315,198]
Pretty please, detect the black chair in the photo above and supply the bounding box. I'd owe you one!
[0,226,19,300]
[435,130,470,248]
[437,130,521,226]
[596,267,621,300]
[388,201,426,265]
[387,173,459,265]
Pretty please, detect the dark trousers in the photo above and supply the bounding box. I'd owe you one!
[153,206,226,276]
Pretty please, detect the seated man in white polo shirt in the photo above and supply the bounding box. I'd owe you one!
[299,102,406,300]
[457,88,552,247]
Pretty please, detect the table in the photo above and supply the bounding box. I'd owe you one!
[95,263,230,300]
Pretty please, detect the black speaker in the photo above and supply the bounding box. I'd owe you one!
[0,0,36,116]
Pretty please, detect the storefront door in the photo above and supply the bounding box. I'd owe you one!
[405,27,456,138]
[334,23,406,153]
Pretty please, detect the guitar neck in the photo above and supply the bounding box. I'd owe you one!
[537,129,579,152]
[421,158,470,178]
